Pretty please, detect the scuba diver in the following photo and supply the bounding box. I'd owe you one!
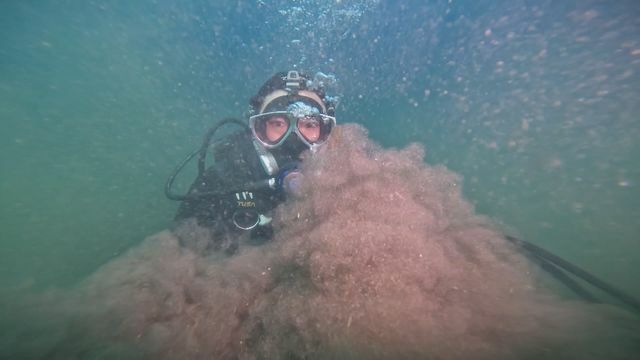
[165,70,337,255]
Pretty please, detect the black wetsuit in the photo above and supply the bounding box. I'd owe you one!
[173,129,288,254]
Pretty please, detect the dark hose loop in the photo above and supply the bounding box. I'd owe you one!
[165,118,249,201]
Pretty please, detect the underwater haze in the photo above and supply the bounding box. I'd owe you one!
[1,0,639,358]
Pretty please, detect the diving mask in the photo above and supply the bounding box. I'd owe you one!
[249,100,336,150]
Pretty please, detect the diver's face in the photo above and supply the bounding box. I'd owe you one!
[297,116,321,142]
[265,115,288,142]
[251,89,334,155]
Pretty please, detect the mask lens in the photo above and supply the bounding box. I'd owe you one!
[296,114,334,145]
[251,112,291,146]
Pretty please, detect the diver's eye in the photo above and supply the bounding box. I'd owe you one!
[267,116,287,128]
[299,117,320,129]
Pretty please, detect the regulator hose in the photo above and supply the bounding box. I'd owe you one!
[505,235,640,314]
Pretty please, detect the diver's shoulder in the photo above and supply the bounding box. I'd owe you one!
[212,128,253,159]
[216,128,252,146]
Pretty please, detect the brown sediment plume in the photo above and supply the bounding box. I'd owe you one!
[4,124,638,359]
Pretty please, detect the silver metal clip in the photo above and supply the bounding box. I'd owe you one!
[285,70,303,89]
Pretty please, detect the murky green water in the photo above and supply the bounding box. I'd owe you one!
[1,0,639,356]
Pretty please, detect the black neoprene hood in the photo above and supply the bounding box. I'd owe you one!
[249,71,335,117]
